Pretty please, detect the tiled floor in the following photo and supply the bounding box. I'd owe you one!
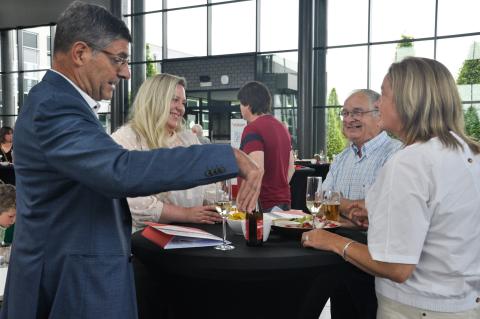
[319,299,331,319]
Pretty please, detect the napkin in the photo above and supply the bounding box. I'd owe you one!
[264,210,306,220]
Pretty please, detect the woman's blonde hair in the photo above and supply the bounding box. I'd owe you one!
[387,57,480,154]
[129,73,186,149]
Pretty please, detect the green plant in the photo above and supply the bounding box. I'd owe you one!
[456,43,480,138]
[464,105,480,141]
[397,35,414,48]
[326,88,347,159]
[146,44,157,78]
[457,59,480,85]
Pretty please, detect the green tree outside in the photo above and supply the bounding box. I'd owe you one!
[456,42,480,140]
[464,105,480,141]
[146,44,157,77]
[326,88,347,159]
[457,59,480,85]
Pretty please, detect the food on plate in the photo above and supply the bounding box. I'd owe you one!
[273,215,340,229]
[315,220,341,229]
[291,215,312,224]
[228,211,246,220]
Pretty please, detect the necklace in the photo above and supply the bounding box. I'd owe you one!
[1,143,11,152]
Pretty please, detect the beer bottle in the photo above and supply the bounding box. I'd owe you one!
[246,203,263,247]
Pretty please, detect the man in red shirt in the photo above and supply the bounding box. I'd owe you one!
[238,81,295,212]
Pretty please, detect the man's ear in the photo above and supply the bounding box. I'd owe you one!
[70,41,90,66]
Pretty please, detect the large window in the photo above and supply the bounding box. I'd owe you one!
[0,24,116,130]
[211,1,256,55]
[144,12,162,60]
[326,46,368,106]
[22,27,51,71]
[0,27,51,127]
[1,0,479,139]
[125,0,300,142]
[314,0,480,156]
[322,0,480,107]
[167,7,207,58]
[260,0,298,52]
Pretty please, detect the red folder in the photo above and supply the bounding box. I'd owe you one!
[142,222,227,249]
[142,222,172,248]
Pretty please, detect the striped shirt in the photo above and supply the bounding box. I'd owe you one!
[323,131,402,200]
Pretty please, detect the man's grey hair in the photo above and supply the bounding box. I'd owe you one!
[53,1,132,54]
[347,89,380,117]
[349,89,380,107]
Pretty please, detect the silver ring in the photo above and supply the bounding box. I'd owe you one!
[305,235,309,242]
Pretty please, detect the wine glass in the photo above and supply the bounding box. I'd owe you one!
[293,149,299,160]
[214,179,234,251]
[305,176,322,229]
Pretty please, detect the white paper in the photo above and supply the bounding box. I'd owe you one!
[230,119,247,149]
[152,225,230,249]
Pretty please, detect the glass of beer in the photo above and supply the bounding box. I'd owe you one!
[322,189,341,222]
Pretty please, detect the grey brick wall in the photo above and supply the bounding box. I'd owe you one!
[162,54,256,91]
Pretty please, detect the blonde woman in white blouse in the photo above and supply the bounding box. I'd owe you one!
[112,74,221,232]
[301,58,480,318]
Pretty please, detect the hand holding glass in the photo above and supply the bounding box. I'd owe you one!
[305,176,322,229]
[214,180,234,251]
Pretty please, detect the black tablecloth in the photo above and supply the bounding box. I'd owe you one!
[132,223,366,319]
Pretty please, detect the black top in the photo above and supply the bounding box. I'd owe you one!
[0,147,12,163]
[132,223,366,281]
[0,165,15,185]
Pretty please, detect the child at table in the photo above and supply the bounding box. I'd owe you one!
[0,184,16,245]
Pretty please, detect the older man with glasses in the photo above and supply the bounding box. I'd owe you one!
[299,89,402,319]
[324,89,402,220]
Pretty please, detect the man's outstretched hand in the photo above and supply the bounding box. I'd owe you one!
[233,148,263,212]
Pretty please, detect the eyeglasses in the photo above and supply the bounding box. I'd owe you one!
[89,44,130,67]
[339,108,378,119]
[99,49,129,66]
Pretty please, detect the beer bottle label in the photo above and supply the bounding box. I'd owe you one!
[257,219,263,241]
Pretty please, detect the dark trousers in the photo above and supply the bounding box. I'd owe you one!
[297,262,377,319]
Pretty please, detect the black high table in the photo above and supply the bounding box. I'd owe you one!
[294,160,330,181]
[132,223,366,319]
[290,162,330,212]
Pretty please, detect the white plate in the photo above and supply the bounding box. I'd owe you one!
[272,218,340,229]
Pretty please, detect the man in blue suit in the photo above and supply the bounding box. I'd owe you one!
[0,2,262,318]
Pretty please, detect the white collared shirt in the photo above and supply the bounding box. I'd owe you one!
[50,69,100,117]
[367,133,480,312]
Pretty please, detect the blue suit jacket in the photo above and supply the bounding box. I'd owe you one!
[0,70,238,319]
